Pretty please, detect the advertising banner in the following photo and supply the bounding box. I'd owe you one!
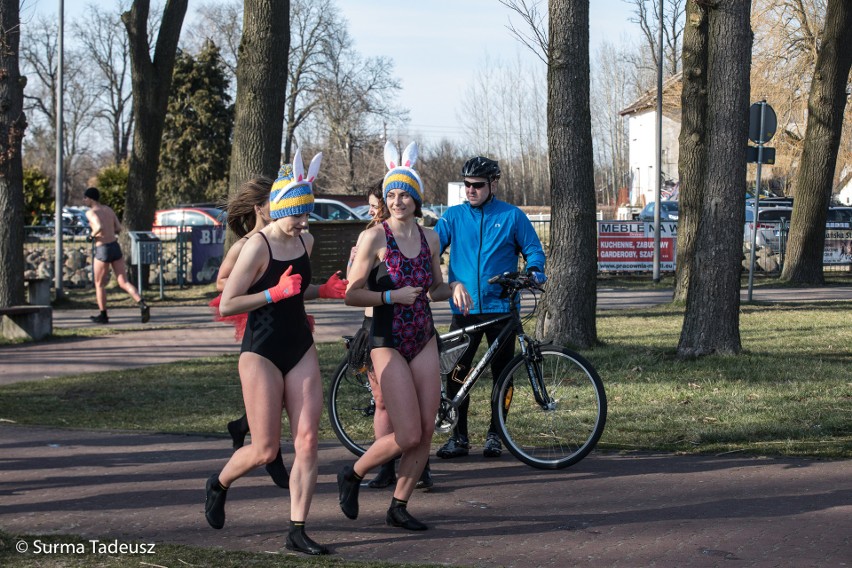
[824,226,852,266]
[191,226,225,284]
[597,221,677,272]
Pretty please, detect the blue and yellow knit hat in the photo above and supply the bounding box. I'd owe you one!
[270,149,322,219]
[382,141,423,205]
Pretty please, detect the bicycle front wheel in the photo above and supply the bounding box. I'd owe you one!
[327,360,375,457]
[493,348,607,469]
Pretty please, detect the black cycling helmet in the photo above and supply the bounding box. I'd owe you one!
[461,156,501,181]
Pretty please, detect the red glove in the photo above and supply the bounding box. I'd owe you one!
[319,271,347,299]
[267,265,302,303]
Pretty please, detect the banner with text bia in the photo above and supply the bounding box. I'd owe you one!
[597,221,678,272]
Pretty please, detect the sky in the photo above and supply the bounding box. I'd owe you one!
[335,0,641,143]
[25,0,641,144]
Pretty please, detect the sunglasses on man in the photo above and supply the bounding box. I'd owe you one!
[463,180,488,189]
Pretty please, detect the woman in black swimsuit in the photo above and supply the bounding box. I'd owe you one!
[340,141,450,531]
[203,151,345,556]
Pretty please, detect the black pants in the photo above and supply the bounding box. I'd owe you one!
[445,313,516,438]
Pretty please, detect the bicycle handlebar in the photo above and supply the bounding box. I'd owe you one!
[487,271,543,292]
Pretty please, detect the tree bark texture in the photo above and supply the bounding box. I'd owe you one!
[673,0,709,303]
[226,0,289,250]
[678,0,752,357]
[0,0,27,307]
[535,0,598,349]
[121,0,188,234]
[780,0,852,285]
[228,0,290,193]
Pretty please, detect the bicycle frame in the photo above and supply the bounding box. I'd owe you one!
[439,286,545,419]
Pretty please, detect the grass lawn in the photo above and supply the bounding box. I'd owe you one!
[0,530,435,568]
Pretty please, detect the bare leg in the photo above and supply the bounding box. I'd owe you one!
[111,258,142,303]
[385,338,441,502]
[218,353,285,485]
[358,336,440,495]
[92,260,110,312]
[368,368,398,488]
[282,345,323,523]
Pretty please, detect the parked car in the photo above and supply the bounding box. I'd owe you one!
[744,207,793,251]
[32,208,90,237]
[637,200,679,222]
[153,207,226,238]
[352,204,372,220]
[311,198,362,221]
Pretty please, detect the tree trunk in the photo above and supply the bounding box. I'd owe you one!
[673,0,709,302]
[781,0,852,285]
[226,0,289,249]
[229,0,290,193]
[0,0,26,307]
[678,0,752,357]
[121,0,188,236]
[535,0,597,349]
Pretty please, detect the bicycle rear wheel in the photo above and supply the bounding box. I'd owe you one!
[493,348,606,469]
[327,360,375,457]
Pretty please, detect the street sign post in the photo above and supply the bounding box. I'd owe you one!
[747,101,777,301]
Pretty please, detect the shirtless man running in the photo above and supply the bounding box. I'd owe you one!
[83,187,150,324]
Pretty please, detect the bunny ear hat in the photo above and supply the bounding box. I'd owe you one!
[382,140,423,204]
[270,149,323,218]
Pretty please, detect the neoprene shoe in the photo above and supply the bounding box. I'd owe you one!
[483,433,503,458]
[386,505,428,531]
[265,449,289,489]
[436,435,469,458]
[285,530,329,555]
[204,474,227,529]
[368,460,397,488]
[227,415,248,449]
[90,313,109,324]
[337,465,360,519]
[415,462,433,490]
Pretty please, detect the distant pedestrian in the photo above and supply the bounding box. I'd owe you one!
[83,187,150,324]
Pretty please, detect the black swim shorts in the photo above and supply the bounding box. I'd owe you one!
[94,241,123,263]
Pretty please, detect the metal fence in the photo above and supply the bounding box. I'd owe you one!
[21,218,850,292]
[23,226,196,289]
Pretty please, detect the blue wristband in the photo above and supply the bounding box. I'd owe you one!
[384,290,391,305]
[264,289,273,304]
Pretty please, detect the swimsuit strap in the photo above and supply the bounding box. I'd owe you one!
[258,231,273,260]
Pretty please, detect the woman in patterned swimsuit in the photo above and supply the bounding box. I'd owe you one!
[340,141,451,531]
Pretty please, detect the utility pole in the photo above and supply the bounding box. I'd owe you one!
[652,0,663,283]
[54,0,65,298]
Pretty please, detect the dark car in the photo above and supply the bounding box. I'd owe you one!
[638,201,679,222]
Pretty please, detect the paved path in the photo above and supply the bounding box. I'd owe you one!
[0,425,849,567]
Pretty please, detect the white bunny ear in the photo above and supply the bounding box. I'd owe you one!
[306,152,322,181]
[384,140,399,171]
[293,148,305,181]
[401,142,418,168]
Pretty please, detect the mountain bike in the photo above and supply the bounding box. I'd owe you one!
[327,272,607,470]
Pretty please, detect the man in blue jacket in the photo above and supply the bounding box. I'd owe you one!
[435,157,547,458]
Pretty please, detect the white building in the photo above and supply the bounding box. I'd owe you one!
[836,168,852,205]
[619,75,683,208]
